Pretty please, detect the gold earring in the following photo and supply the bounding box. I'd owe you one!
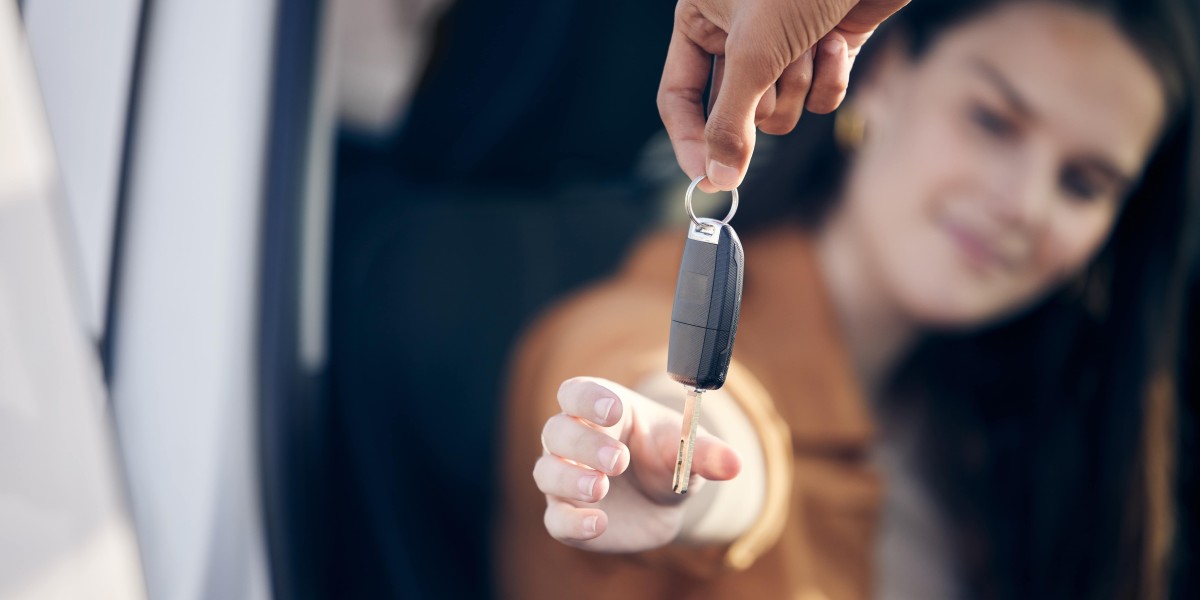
[835,104,867,151]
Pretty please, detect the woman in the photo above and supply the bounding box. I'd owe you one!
[497,0,1199,597]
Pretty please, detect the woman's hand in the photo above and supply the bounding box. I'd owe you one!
[534,376,742,552]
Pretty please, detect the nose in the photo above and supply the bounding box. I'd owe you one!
[985,148,1056,231]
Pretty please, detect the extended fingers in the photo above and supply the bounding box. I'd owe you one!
[541,413,630,476]
[557,377,625,428]
[534,455,611,503]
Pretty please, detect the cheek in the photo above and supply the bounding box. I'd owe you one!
[1026,206,1117,288]
[848,109,973,237]
[846,106,963,244]
[843,163,937,291]
[842,110,998,323]
[845,171,996,327]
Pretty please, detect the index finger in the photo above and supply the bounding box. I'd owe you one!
[557,377,631,429]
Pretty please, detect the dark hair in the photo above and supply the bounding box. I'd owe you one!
[740,1,1200,598]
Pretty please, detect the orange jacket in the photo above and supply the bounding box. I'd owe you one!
[496,227,882,600]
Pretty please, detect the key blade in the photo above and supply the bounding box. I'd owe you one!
[672,388,704,494]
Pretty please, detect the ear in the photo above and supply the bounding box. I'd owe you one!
[852,33,916,132]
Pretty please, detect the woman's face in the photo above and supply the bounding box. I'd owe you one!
[842,2,1166,327]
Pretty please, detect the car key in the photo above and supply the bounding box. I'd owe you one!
[668,176,743,493]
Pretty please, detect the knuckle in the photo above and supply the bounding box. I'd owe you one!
[676,2,724,47]
[556,376,580,403]
[808,82,846,114]
[532,456,551,481]
[561,388,583,414]
[673,0,693,24]
[754,103,773,123]
[554,382,569,409]
[759,117,795,136]
[817,70,849,96]
[783,0,840,51]
[791,66,812,88]
[541,413,566,442]
[567,420,592,448]
[728,41,788,84]
[806,99,832,115]
[814,96,840,113]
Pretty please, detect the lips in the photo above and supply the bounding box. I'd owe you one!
[939,215,1011,273]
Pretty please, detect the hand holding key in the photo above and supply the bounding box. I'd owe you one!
[535,377,741,551]
[659,0,910,191]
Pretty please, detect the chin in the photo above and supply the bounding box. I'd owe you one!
[907,300,996,331]
[890,272,1009,331]
[878,240,1036,331]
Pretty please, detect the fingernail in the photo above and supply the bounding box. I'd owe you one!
[823,38,843,55]
[598,446,622,473]
[594,397,615,422]
[583,515,599,535]
[707,159,739,189]
[578,475,598,498]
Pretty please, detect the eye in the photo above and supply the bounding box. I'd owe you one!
[1060,166,1104,202]
[969,104,1017,139]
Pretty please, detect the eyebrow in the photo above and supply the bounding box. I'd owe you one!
[969,58,1036,120]
[969,57,1136,191]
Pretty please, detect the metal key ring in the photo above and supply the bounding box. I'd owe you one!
[685,174,739,227]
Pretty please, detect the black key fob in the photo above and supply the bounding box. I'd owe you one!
[667,218,744,390]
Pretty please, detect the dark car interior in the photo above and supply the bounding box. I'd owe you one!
[251,1,1200,599]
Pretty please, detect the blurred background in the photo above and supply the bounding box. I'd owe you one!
[0,0,1197,598]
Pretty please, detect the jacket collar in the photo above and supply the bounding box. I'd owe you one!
[737,227,875,452]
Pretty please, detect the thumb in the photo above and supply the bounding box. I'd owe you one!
[690,435,742,481]
[637,419,742,502]
[659,433,741,500]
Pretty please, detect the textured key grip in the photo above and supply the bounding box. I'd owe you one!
[667,222,744,390]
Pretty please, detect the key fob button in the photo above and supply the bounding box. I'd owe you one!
[667,219,744,391]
